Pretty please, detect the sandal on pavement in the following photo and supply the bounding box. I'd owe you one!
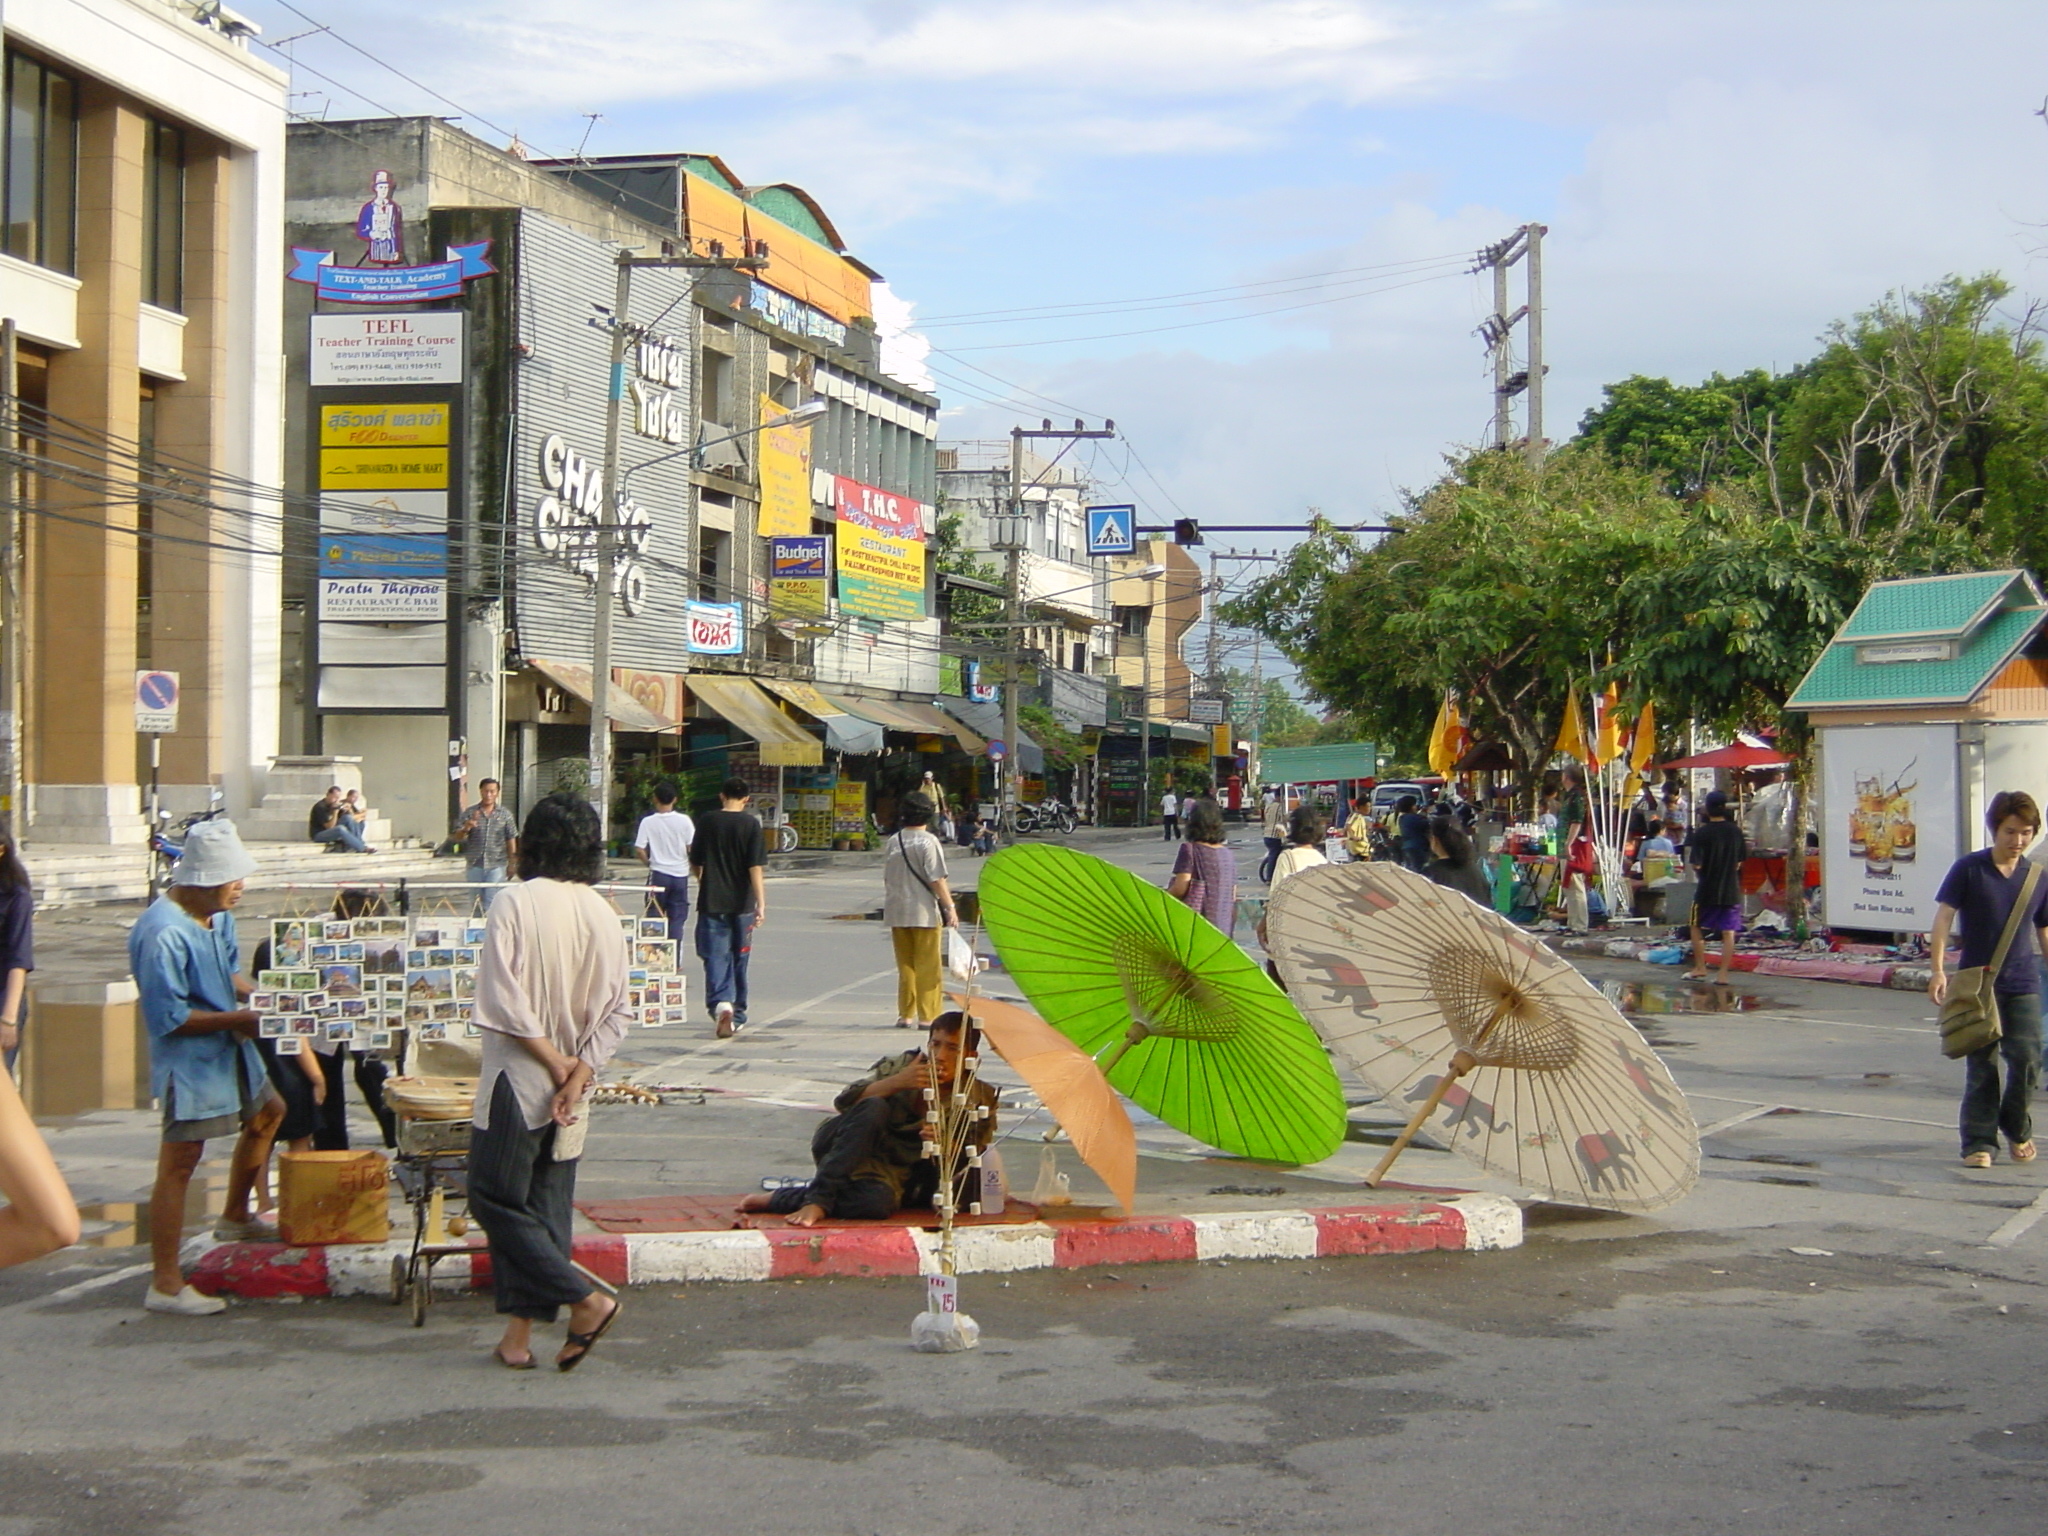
[492,1347,537,1371]
[2011,1140,2038,1163]
[1963,1150,1995,1169]
[557,1298,621,1373]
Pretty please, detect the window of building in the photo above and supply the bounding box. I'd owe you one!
[3,50,78,274]
[698,348,731,426]
[1114,605,1147,640]
[697,528,728,603]
[142,120,184,311]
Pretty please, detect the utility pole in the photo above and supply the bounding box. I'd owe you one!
[0,319,19,836]
[997,419,1114,843]
[1472,223,1548,465]
[589,245,763,842]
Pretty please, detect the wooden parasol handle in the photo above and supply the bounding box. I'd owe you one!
[1365,1048,1479,1188]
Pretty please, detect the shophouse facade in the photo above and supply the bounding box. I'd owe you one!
[281,120,958,845]
[0,0,287,858]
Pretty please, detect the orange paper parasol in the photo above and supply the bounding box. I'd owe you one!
[957,991,1138,1215]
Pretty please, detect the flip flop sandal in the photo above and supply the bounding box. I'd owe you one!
[2011,1140,2038,1163]
[492,1347,537,1371]
[557,1298,622,1373]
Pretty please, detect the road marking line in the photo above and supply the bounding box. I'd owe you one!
[1698,1105,1780,1137]
[1987,1189,2048,1248]
[1682,1091,1949,1129]
[0,1260,151,1316]
[1746,1012,1935,1035]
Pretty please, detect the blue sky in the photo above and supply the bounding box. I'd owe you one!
[246,0,2048,536]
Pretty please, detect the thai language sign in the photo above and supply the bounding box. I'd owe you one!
[288,241,496,305]
[686,602,744,655]
[318,402,451,449]
[831,474,926,623]
[757,396,816,539]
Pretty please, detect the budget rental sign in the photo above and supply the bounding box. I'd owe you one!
[832,475,927,622]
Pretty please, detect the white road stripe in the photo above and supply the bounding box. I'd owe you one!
[1698,1104,1780,1137]
[0,1260,151,1315]
[1682,1091,1949,1129]
[1745,1012,1935,1035]
[1986,1188,2048,1248]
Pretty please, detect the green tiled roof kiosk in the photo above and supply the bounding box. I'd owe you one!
[1789,570,2048,935]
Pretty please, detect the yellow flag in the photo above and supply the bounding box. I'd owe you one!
[1427,696,1457,775]
[1554,691,1591,765]
[1593,683,1623,769]
[1630,699,1658,772]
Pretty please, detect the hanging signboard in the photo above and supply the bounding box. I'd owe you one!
[832,473,927,622]
[319,535,447,581]
[769,535,830,617]
[319,490,447,538]
[317,401,451,449]
[1085,504,1136,557]
[319,579,445,621]
[310,313,464,386]
[757,397,816,538]
[685,602,744,655]
[287,241,496,305]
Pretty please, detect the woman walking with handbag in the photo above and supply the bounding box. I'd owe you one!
[1929,790,2048,1170]
[884,793,959,1031]
[1168,800,1237,933]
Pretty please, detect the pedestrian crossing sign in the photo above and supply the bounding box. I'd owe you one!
[1086,504,1136,556]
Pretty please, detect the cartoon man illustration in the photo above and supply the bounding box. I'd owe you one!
[355,170,404,265]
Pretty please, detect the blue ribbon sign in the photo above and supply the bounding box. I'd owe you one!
[289,242,496,305]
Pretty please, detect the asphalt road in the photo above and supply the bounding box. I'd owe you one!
[4,827,2047,1533]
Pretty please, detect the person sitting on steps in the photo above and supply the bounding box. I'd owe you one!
[308,785,376,855]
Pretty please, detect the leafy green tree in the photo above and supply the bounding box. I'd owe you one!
[1218,669,1323,747]
[1017,703,1081,774]
[1577,368,1793,498]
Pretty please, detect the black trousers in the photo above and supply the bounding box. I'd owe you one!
[467,1075,589,1321]
[765,1097,906,1219]
[310,1048,398,1151]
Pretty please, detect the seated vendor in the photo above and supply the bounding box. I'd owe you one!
[740,1011,999,1228]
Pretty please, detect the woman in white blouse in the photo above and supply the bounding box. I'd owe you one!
[467,793,630,1371]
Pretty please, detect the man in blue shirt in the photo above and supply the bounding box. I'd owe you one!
[130,819,282,1314]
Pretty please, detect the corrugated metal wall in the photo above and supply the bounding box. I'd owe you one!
[511,210,698,671]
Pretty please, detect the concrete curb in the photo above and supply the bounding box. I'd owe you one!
[185,1194,1523,1300]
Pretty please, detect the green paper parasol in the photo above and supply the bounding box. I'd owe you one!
[977,844,1347,1165]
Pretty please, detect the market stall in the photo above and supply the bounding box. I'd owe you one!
[1788,568,2048,935]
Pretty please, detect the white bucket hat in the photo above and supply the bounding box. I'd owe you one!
[173,818,260,887]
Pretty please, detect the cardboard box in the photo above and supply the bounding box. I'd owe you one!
[278,1150,391,1245]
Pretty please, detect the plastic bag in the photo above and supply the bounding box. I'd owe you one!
[943,925,979,982]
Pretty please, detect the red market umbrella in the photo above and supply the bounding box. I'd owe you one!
[1655,744,1788,772]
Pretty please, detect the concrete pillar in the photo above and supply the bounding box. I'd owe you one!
[150,142,230,801]
[33,86,146,843]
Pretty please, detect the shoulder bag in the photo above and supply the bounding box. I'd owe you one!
[896,831,977,982]
[1939,862,2042,1059]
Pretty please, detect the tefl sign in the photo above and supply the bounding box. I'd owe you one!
[534,434,654,616]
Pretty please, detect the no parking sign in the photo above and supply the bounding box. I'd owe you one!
[134,670,179,734]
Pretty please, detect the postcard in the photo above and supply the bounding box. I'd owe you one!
[411,926,444,949]
[319,963,363,998]
[338,997,368,1019]
[661,1006,690,1027]
[634,940,675,971]
[323,920,353,941]
[258,1016,288,1038]
[407,967,453,1002]
[638,917,669,940]
[453,968,475,1001]
[275,1035,302,1056]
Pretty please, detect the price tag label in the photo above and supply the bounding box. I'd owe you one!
[925,1274,958,1314]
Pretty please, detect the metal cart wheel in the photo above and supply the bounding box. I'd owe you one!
[389,1254,407,1306]
[775,822,800,854]
[409,1268,430,1328]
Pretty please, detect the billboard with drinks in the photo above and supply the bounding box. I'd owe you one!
[1819,723,1958,932]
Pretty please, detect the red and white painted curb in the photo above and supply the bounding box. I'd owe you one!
[185,1194,1522,1300]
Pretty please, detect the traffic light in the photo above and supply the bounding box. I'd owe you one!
[1172,518,1202,546]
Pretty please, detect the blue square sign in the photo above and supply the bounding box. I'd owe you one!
[1086,504,1136,557]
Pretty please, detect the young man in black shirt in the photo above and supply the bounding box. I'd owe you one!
[1684,790,1747,981]
[689,777,766,1038]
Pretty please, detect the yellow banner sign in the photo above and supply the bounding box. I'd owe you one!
[318,401,451,448]
[319,447,451,490]
[757,395,815,539]
[835,526,925,621]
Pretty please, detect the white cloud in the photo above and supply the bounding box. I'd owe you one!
[872,283,936,392]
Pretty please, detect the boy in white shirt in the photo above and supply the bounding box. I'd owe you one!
[634,780,697,941]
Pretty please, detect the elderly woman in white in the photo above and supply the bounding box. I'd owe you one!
[467,792,630,1371]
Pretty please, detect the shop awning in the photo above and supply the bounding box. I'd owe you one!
[690,674,824,766]
[527,658,674,733]
[821,692,987,754]
[758,679,884,756]
[941,699,1043,774]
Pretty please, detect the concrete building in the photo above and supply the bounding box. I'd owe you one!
[280,120,956,846]
[0,0,287,866]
